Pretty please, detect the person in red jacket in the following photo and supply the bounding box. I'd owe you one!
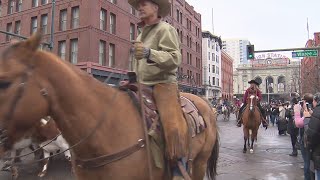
[236,80,268,128]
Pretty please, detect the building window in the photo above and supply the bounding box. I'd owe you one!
[70,39,78,64]
[213,65,215,73]
[14,20,21,35]
[212,53,215,61]
[0,1,2,17]
[208,64,210,72]
[99,40,106,66]
[59,9,67,31]
[190,54,192,65]
[40,14,48,34]
[216,67,219,74]
[213,77,215,85]
[30,16,38,34]
[130,23,135,41]
[187,52,189,64]
[179,12,182,23]
[6,23,13,41]
[41,0,48,5]
[208,52,210,60]
[16,0,22,12]
[130,6,136,15]
[100,9,107,31]
[217,78,219,86]
[58,40,66,60]
[109,43,115,67]
[110,13,116,34]
[176,9,179,22]
[71,6,79,29]
[32,0,38,7]
[8,0,14,14]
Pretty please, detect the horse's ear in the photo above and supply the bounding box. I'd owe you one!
[23,30,42,52]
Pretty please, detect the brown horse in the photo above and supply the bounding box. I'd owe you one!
[0,33,219,180]
[241,94,261,153]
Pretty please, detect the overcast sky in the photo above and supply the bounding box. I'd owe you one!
[186,0,320,50]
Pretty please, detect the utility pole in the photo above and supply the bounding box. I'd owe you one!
[50,0,56,50]
[267,78,270,104]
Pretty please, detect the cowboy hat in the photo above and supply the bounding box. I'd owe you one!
[128,0,171,17]
[248,79,260,86]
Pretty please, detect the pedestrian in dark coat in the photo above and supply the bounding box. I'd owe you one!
[287,98,299,156]
[278,103,288,135]
[306,93,320,180]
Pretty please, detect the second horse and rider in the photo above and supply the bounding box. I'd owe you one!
[236,79,269,129]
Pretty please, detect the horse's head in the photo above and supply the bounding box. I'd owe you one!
[0,32,50,157]
[247,95,258,111]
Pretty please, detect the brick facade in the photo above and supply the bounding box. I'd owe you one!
[301,32,320,94]
[221,51,233,100]
[0,0,203,93]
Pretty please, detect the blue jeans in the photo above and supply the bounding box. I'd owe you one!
[316,169,320,180]
[301,138,312,180]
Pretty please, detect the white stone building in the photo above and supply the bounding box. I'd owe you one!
[222,39,251,70]
[202,31,222,100]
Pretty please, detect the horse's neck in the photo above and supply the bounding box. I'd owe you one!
[37,53,134,155]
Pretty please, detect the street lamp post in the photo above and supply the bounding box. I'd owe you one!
[267,78,270,104]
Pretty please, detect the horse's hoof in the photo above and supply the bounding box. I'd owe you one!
[11,167,19,180]
[250,149,253,153]
[243,150,247,153]
[38,172,46,177]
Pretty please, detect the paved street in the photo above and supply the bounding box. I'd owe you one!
[215,114,304,180]
[0,113,304,180]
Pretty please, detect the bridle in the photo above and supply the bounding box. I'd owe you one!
[0,62,146,170]
[0,65,41,150]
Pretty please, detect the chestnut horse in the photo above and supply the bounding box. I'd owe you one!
[242,95,261,153]
[0,33,219,180]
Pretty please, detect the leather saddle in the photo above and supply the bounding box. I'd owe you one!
[118,72,206,137]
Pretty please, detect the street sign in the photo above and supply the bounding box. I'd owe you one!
[292,50,318,58]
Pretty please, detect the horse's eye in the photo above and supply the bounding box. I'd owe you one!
[0,81,11,89]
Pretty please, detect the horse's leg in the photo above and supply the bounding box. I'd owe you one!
[243,128,248,153]
[38,151,50,177]
[10,150,20,180]
[250,129,258,153]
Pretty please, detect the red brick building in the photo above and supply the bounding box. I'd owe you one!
[0,0,203,93]
[221,50,233,100]
[301,32,320,94]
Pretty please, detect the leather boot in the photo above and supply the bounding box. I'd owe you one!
[236,119,242,127]
[289,148,298,156]
[153,83,188,160]
[261,118,268,129]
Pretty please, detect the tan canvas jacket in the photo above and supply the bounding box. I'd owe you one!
[132,21,181,85]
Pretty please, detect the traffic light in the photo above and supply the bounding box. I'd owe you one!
[247,45,255,59]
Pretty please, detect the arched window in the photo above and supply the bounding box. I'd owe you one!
[278,76,286,92]
[266,77,274,93]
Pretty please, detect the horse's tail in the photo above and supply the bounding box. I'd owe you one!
[207,131,219,180]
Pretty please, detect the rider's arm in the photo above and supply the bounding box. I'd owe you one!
[242,89,248,103]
